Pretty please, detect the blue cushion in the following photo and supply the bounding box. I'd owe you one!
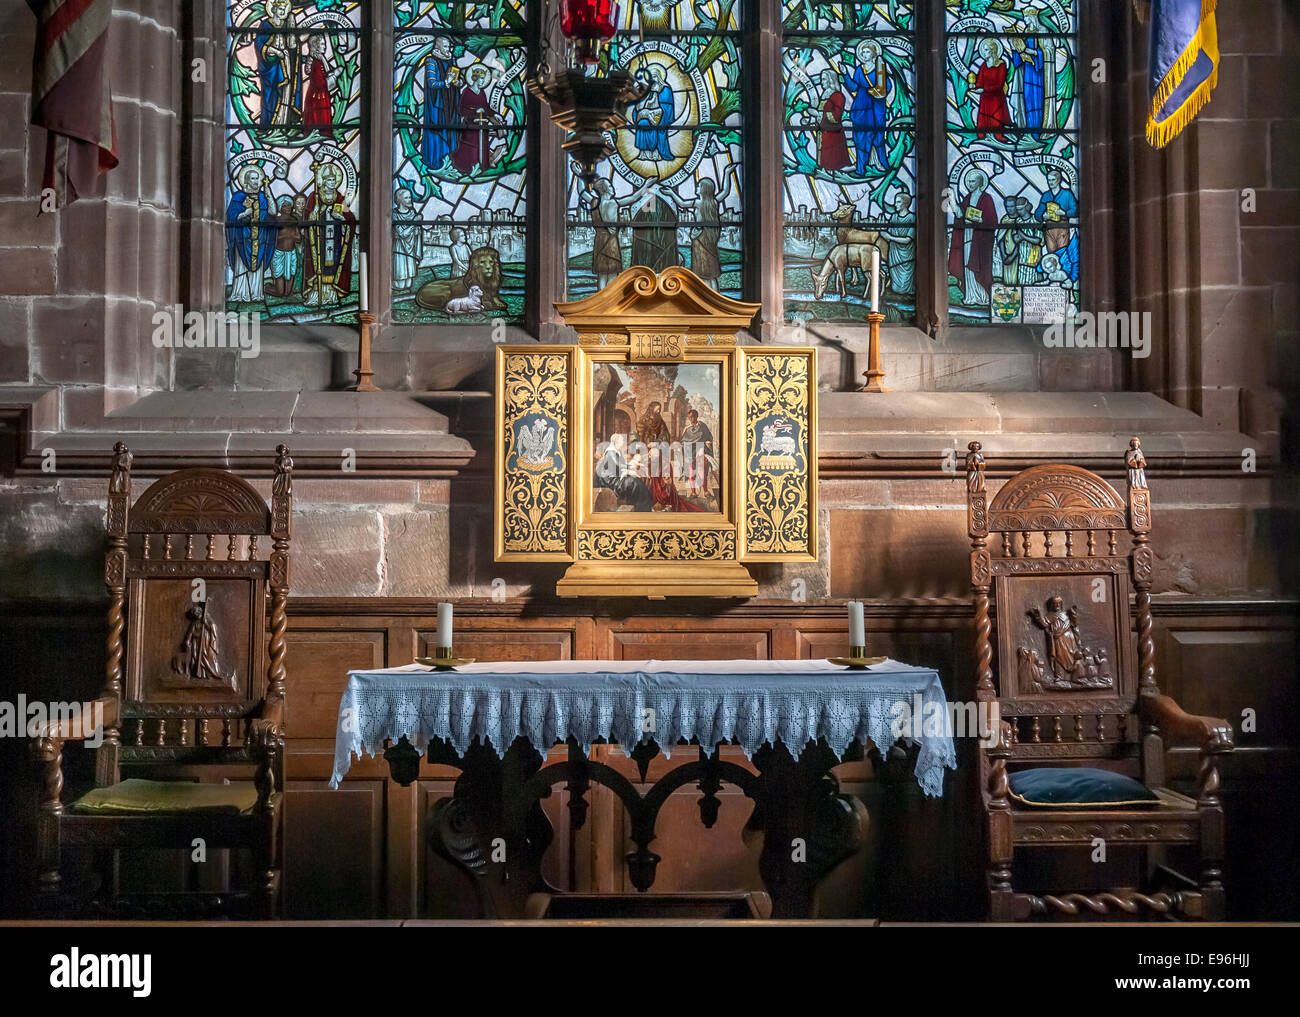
[1007,767,1159,809]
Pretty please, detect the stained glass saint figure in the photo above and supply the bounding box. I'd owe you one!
[422,36,458,171]
[1037,165,1077,253]
[255,0,297,127]
[632,65,675,162]
[267,195,305,298]
[227,164,276,303]
[845,40,889,174]
[303,160,356,307]
[881,188,916,295]
[817,69,852,172]
[301,34,338,129]
[585,179,624,290]
[968,38,1013,142]
[393,187,422,291]
[996,195,1042,286]
[450,65,500,174]
[947,166,996,308]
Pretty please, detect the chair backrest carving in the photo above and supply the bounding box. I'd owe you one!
[103,443,293,765]
[967,438,1155,764]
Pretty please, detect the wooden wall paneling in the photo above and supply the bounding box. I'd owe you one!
[282,781,385,919]
[417,779,478,918]
[386,780,419,918]
[586,779,620,894]
[615,780,760,896]
[416,621,575,663]
[1153,615,1299,779]
[6,597,1298,920]
[1150,610,1300,920]
[283,624,387,780]
[598,618,771,660]
[0,610,104,917]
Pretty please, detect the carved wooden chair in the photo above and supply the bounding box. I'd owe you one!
[33,443,292,918]
[965,438,1233,921]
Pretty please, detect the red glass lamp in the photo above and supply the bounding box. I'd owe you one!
[559,0,618,64]
[527,1,644,188]
[561,0,617,40]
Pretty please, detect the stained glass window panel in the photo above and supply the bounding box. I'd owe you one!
[392,3,528,323]
[783,5,917,323]
[782,1,914,33]
[565,3,744,300]
[945,0,1080,324]
[225,1,364,322]
[394,0,527,32]
[944,0,1077,35]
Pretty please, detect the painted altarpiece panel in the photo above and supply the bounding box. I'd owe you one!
[495,267,816,598]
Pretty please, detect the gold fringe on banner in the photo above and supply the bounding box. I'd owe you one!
[1146,0,1219,148]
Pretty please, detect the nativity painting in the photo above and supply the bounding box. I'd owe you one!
[591,362,722,514]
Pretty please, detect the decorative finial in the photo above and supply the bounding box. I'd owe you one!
[109,441,132,494]
[1126,436,1147,489]
[966,441,986,493]
[273,444,293,496]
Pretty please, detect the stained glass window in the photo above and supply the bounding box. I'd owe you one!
[225,1,364,322]
[945,0,1079,324]
[565,1,744,300]
[392,1,528,323]
[782,3,917,324]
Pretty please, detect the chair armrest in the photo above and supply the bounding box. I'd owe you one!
[985,720,1013,809]
[1141,693,1234,753]
[31,697,118,741]
[246,695,284,751]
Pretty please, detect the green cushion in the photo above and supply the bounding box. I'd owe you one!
[1008,767,1159,809]
[72,778,259,816]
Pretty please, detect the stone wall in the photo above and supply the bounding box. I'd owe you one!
[0,1,1294,607]
[0,0,180,426]
[1126,0,1299,447]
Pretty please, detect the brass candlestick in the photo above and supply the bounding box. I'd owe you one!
[829,644,887,670]
[415,645,475,670]
[861,311,890,392]
[352,311,381,392]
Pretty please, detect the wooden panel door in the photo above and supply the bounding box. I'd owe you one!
[282,781,385,918]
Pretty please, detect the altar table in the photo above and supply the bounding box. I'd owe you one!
[330,659,955,918]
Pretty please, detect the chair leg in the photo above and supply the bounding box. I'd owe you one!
[1199,801,1227,921]
[35,857,61,917]
[257,802,282,920]
[33,739,63,917]
[260,868,281,920]
[1199,864,1225,921]
[988,863,1016,921]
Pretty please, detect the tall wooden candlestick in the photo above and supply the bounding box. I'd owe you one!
[861,311,889,392]
[352,312,381,392]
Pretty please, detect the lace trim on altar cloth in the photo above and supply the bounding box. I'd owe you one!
[329,664,958,797]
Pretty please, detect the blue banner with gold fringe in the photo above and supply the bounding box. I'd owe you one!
[1147,0,1219,147]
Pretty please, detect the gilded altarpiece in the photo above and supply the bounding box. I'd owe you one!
[495,349,571,560]
[495,267,816,597]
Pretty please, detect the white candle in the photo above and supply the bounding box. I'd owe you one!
[359,252,369,313]
[437,602,453,650]
[848,601,865,648]
[870,248,880,313]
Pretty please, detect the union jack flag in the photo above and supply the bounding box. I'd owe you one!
[28,0,118,208]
